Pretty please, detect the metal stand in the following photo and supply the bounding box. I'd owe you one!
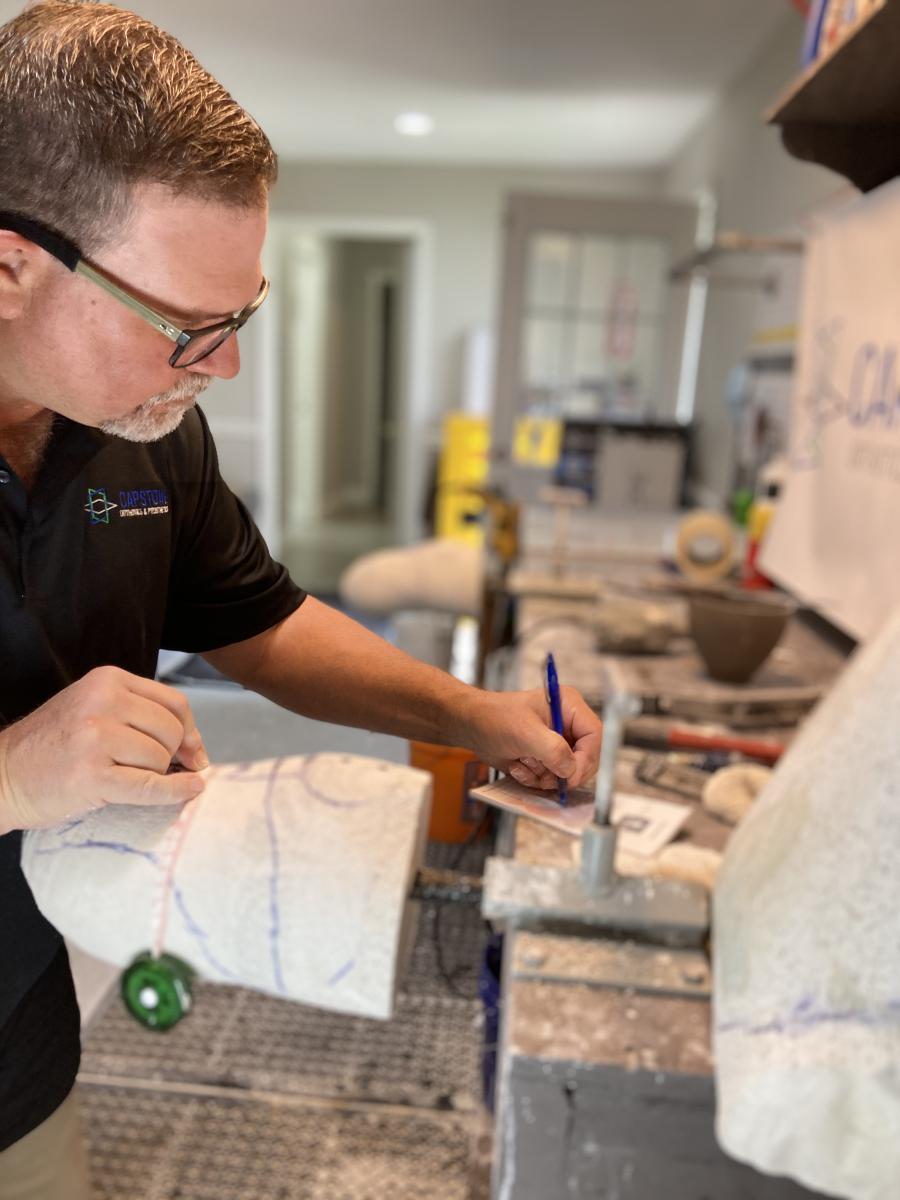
[482,682,710,948]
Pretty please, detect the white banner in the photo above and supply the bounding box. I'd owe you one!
[762,179,900,640]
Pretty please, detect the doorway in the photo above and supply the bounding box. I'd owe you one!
[267,220,431,594]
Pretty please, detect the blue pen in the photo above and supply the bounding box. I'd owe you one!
[545,653,568,806]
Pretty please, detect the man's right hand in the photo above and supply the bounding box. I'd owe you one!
[0,665,208,833]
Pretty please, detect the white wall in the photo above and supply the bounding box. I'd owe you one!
[664,14,850,502]
[270,162,663,423]
[210,162,662,542]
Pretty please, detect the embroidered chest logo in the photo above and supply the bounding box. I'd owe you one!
[85,485,169,523]
[84,487,118,525]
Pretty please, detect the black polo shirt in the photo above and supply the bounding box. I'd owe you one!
[0,405,305,1150]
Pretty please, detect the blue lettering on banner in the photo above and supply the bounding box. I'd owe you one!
[794,321,900,471]
[847,343,900,429]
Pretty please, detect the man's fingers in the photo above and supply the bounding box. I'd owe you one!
[121,694,187,759]
[171,742,210,771]
[520,756,562,789]
[112,764,206,807]
[569,748,598,789]
[534,730,577,779]
[561,689,603,784]
[110,727,181,775]
[532,768,559,790]
[509,759,565,791]
[121,671,203,741]
[122,673,208,765]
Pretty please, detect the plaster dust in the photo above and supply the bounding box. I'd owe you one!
[507,977,713,1074]
[715,604,900,1198]
[22,753,432,1020]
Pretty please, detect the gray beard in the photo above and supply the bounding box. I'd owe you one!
[99,376,211,442]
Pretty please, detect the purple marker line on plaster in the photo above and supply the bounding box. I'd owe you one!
[718,1004,894,1037]
[327,959,356,987]
[299,754,369,810]
[171,886,240,982]
[57,816,86,835]
[33,837,159,865]
[216,757,371,808]
[262,757,287,995]
[223,762,262,782]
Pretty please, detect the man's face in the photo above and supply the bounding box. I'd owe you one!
[4,183,267,441]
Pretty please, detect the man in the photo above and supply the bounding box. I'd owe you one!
[0,2,602,1194]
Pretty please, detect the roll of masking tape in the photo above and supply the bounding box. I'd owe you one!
[675,511,736,583]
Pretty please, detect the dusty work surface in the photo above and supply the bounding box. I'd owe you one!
[498,745,730,1083]
[604,615,845,718]
[78,839,492,1200]
[515,600,846,719]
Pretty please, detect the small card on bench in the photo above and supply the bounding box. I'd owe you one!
[471,776,690,855]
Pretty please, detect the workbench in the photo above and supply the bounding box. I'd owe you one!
[487,592,849,1199]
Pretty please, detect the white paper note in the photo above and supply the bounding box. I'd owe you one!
[471,777,690,854]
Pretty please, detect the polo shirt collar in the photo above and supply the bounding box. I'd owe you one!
[30,417,111,519]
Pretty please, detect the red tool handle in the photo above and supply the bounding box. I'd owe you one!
[666,727,786,765]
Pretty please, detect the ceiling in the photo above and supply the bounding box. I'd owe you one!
[2,0,797,167]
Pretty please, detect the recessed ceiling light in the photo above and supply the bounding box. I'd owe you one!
[394,112,434,137]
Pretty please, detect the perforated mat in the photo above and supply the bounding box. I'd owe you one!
[79,837,493,1199]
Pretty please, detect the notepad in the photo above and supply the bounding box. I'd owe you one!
[471,776,690,856]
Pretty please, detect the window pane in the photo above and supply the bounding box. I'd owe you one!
[610,322,664,411]
[526,234,574,309]
[523,317,567,389]
[572,319,609,385]
[574,319,663,411]
[620,238,669,317]
[577,237,617,313]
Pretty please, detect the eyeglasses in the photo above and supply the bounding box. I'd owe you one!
[0,211,269,368]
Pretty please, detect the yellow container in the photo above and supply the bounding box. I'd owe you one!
[435,413,490,545]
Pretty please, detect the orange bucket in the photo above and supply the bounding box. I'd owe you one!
[409,741,490,843]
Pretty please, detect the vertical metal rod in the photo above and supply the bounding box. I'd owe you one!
[580,822,618,893]
[593,690,641,826]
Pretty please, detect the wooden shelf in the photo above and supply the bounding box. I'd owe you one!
[767,0,900,191]
[669,232,804,288]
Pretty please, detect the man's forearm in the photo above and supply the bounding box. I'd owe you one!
[203,597,483,747]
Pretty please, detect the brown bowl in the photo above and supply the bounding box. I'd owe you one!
[688,590,796,684]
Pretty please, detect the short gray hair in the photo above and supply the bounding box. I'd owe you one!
[0,1,277,253]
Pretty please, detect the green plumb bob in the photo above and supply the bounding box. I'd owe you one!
[120,951,195,1031]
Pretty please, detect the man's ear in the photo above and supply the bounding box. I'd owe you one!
[0,232,52,320]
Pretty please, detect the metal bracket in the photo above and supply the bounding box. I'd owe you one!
[511,931,711,999]
[481,857,709,949]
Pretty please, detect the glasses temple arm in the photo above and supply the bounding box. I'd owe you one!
[74,261,184,344]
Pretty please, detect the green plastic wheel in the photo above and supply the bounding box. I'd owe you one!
[120,951,195,1031]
